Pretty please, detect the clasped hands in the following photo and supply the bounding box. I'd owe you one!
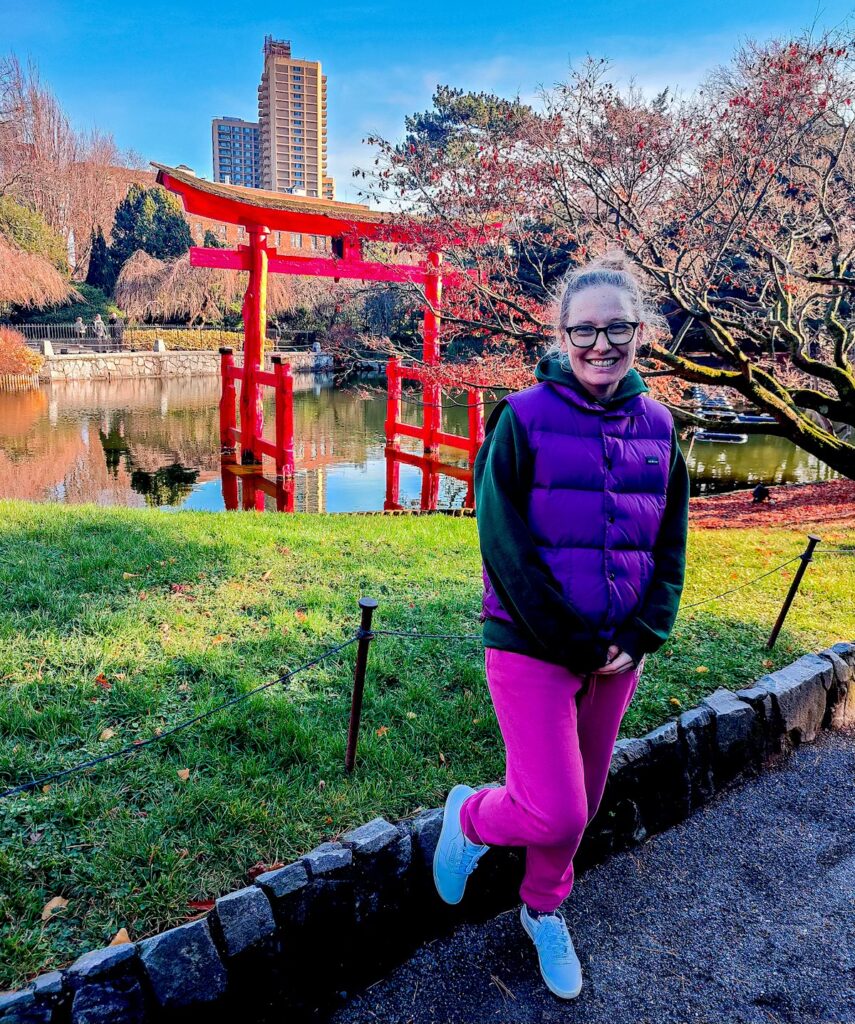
[592,643,636,675]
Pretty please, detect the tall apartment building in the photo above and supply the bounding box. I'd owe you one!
[212,117,261,188]
[257,36,334,199]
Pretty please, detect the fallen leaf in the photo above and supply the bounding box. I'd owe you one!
[762,659,774,668]
[122,572,139,580]
[695,666,709,674]
[187,899,215,913]
[324,816,333,824]
[41,784,51,794]
[318,780,326,791]
[247,860,286,882]
[438,751,446,764]
[176,768,190,781]
[138,591,148,601]
[99,728,115,742]
[41,896,68,922]
[170,583,189,594]
[260,570,272,581]
[109,928,131,946]
[94,673,111,691]
[375,725,389,737]
[28,831,44,845]
[669,697,682,707]
[210,634,228,645]
[406,711,417,720]
[178,682,190,692]
[295,609,308,622]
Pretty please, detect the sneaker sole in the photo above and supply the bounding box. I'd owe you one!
[432,784,474,905]
[520,906,583,1000]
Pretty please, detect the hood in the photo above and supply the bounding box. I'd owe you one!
[534,353,648,410]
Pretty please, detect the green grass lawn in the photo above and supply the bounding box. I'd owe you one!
[1,500,853,989]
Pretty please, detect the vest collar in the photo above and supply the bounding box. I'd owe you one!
[534,355,649,418]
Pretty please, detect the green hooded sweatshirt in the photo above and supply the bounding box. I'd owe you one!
[474,354,690,675]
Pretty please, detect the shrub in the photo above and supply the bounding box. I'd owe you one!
[122,327,245,351]
[0,327,44,375]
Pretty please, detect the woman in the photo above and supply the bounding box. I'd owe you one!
[432,252,690,1000]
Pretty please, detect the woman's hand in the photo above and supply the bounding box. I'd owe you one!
[592,644,636,675]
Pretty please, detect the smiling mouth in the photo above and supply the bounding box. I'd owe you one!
[587,357,620,368]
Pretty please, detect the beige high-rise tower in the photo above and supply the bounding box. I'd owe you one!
[257,36,334,200]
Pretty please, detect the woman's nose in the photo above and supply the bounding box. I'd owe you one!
[592,330,614,353]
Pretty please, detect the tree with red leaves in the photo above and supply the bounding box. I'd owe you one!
[359,30,855,478]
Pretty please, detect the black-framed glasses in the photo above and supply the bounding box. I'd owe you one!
[564,321,640,348]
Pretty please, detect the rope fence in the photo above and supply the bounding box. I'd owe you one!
[0,533,838,797]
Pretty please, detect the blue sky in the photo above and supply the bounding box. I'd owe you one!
[2,0,852,204]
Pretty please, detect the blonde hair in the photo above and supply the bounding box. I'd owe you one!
[545,249,667,366]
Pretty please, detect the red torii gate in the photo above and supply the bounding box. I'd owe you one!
[154,164,501,477]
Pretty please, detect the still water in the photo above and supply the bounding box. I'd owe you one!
[0,375,838,512]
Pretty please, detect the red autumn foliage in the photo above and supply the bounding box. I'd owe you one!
[0,327,43,376]
[689,479,855,529]
[361,29,855,480]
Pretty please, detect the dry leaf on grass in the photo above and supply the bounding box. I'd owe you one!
[176,768,190,781]
[41,896,68,921]
[109,928,131,946]
[99,728,115,742]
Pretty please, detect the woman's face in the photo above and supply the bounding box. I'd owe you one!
[562,284,642,399]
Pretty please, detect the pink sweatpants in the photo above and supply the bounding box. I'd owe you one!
[459,646,645,913]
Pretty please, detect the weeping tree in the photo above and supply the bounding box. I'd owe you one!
[363,28,855,477]
[115,250,324,324]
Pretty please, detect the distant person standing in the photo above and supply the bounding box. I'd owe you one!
[73,316,85,339]
[92,314,107,341]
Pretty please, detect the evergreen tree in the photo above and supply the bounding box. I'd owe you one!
[110,184,192,273]
[203,229,226,248]
[85,226,116,293]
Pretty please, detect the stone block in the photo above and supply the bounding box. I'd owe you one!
[820,643,855,731]
[253,860,311,909]
[602,736,652,849]
[755,654,831,745]
[213,886,277,958]
[301,841,352,879]
[28,973,63,1002]
[139,918,228,1009]
[734,685,778,756]
[69,976,146,1024]
[0,990,50,1024]
[701,688,759,782]
[634,719,691,834]
[407,808,442,874]
[677,704,716,809]
[66,943,137,986]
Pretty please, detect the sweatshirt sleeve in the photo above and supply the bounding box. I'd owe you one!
[611,423,690,664]
[474,400,610,674]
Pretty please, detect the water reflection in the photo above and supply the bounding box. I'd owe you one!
[0,376,838,511]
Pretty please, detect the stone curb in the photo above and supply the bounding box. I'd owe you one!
[6,643,853,1023]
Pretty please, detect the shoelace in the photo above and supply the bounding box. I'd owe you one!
[452,836,488,873]
[536,916,576,961]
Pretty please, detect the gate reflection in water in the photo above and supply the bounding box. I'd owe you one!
[0,375,839,512]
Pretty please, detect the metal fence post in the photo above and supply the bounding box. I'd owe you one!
[345,597,379,773]
[767,534,822,649]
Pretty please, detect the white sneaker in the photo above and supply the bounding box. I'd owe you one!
[432,784,490,904]
[520,903,583,999]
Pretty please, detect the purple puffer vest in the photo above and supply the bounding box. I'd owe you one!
[481,377,674,644]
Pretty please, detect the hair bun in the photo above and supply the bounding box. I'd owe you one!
[586,249,633,273]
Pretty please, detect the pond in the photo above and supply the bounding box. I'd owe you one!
[0,375,838,512]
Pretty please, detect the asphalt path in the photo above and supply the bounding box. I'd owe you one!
[327,728,855,1024]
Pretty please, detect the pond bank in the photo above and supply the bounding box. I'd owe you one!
[38,350,324,382]
[689,478,855,529]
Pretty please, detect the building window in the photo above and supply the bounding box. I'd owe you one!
[291,233,302,247]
